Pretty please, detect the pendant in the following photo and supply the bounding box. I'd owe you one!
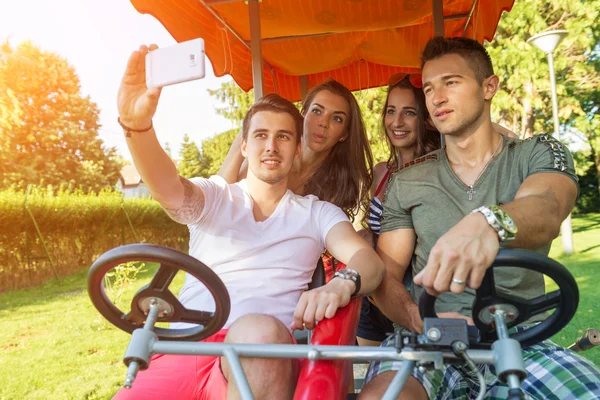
[467,186,475,201]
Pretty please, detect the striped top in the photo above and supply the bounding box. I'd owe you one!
[366,168,391,236]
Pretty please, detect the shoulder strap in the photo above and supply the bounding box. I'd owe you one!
[374,168,391,196]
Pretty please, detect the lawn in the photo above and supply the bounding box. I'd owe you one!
[0,214,598,399]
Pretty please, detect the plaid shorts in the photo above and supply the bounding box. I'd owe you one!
[365,333,600,400]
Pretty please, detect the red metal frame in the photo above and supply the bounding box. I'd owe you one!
[294,297,363,400]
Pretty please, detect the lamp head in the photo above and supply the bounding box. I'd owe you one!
[527,30,568,54]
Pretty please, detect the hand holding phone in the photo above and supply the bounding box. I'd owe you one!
[118,44,161,131]
[145,38,206,88]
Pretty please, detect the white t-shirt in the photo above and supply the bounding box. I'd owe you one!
[174,176,349,330]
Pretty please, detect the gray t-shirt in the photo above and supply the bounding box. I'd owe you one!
[381,134,578,317]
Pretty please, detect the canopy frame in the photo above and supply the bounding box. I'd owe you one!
[197,0,485,102]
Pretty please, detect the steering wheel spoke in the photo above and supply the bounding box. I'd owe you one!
[521,290,561,316]
[177,309,216,325]
[476,271,498,298]
[149,264,179,292]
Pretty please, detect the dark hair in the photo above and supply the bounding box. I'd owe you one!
[301,79,373,221]
[421,36,494,84]
[241,93,303,144]
[382,77,440,169]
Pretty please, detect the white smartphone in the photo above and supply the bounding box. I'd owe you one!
[145,38,206,88]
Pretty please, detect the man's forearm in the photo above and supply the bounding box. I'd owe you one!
[345,248,385,295]
[372,273,422,333]
[125,128,183,207]
[503,188,569,249]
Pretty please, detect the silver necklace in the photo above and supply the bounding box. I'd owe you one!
[465,137,502,201]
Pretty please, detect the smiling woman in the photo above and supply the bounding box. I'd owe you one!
[357,75,441,348]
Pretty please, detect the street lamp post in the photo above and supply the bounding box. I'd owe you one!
[527,30,574,255]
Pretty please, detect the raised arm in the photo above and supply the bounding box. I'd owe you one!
[117,45,205,223]
[217,130,248,183]
[373,228,423,333]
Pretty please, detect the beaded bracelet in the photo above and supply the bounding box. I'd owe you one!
[117,117,153,138]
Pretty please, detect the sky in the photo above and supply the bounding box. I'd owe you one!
[0,0,235,161]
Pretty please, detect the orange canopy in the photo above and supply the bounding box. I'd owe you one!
[130,0,514,101]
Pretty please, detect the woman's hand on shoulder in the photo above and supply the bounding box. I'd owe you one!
[493,123,519,139]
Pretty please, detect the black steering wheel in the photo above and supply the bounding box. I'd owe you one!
[88,244,230,341]
[419,249,579,349]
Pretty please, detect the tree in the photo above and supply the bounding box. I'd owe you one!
[0,41,123,192]
[199,128,238,177]
[164,142,173,159]
[354,87,389,163]
[177,134,203,178]
[207,81,254,126]
[486,0,600,185]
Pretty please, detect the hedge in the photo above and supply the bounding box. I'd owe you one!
[0,188,189,292]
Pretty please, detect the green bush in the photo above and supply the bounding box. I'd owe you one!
[0,187,188,292]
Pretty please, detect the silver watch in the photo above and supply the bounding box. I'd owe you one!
[471,205,518,245]
[333,268,361,296]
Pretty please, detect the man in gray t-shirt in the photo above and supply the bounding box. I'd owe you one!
[380,134,577,319]
[359,37,600,400]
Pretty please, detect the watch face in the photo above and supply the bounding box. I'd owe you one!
[492,208,517,234]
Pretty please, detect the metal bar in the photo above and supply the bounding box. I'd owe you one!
[381,360,415,400]
[299,75,308,100]
[547,51,574,254]
[461,0,479,37]
[262,31,335,43]
[433,0,446,157]
[548,52,560,141]
[197,0,252,52]
[204,0,241,4]
[124,301,161,388]
[248,0,264,100]
[24,186,59,279]
[445,13,469,21]
[152,342,496,365]
[121,203,140,243]
[431,0,445,36]
[224,348,255,400]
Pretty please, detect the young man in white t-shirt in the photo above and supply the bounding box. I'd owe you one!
[114,44,385,400]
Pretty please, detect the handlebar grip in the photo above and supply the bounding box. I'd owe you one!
[568,328,600,353]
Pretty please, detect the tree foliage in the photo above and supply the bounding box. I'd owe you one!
[177,134,204,178]
[487,0,600,211]
[199,128,238,177]
[487,0,600,172]
[354,87,389,163]
[207,81,254,126]
[0,41,123,192]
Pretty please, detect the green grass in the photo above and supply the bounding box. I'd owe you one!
[0,264,186,400]
[0,214,598,399]
[547,213,600,363]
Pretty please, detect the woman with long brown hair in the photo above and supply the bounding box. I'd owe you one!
[357,73,440,347]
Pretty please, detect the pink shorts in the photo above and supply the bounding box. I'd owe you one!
[113,328,300,400]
